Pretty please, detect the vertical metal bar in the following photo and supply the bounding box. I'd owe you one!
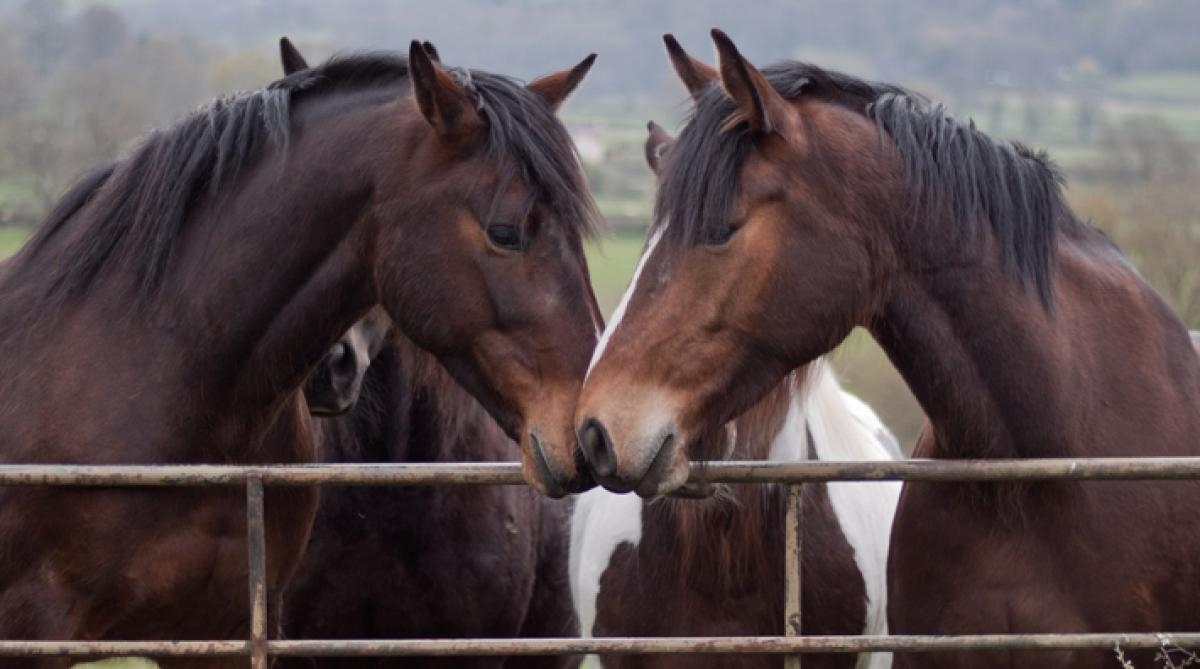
[784,482,803,669]
[246,474,268,669]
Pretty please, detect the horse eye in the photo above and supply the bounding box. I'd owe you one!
[704,225,736,246]
[487,224,523,251]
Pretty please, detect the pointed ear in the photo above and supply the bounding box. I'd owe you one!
[408,40,482,139]
[663,34,717,99]
[527,53,597,112]
[644,121,674,175]
[279,36,309,75]
[711,28,791,134]
[422,41,441,63]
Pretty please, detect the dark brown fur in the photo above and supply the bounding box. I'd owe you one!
[282,334,580,669]
[593,376,866,669]
[0,44,599,667]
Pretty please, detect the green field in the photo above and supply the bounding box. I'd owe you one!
[585,231,645,315]
[0,227,28,258]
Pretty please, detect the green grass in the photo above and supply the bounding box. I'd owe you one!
[585,231,646,316]
[1112,71,1200,102]
[0,227,29,259]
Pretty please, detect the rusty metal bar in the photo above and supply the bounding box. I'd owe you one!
[267,633,1200,655]
[0,641,249,657]
[246,475,268,669]
[3,457,1200,486]
[2,634,1199,657]
[784,483,803,669]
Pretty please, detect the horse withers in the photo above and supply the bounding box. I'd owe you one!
[0,37,601,667]
[576,30,1200,668]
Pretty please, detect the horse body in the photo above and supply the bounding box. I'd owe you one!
[571,364,900,669]
[0,43,600,667]
[282,333,579,668]
[575,31,1200,669]
[884,220,1200,666]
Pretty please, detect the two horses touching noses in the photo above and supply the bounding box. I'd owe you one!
[0,14,1197,669]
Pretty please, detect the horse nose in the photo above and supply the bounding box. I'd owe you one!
[579,418,617,478]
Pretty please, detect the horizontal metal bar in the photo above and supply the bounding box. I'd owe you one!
[270,634,1200,656]
[2,634,1199,658]
[2,457,1200,486]
[0,641,249,657]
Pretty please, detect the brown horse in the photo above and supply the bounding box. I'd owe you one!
[571,362,900,669]
[284,323,578,669]
[570,131,898,669]
[0,38,601,667]
[575,30,1200,668]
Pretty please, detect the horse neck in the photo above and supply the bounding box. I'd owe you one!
[3,110,404,449]
[158,115,398,415]
[873,222,1200,459]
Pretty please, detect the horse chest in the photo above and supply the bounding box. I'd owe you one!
[583,484,866,669]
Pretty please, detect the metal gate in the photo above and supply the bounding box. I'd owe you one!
[2,458,1199,667]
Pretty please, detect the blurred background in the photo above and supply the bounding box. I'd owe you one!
[1,0,1198,449]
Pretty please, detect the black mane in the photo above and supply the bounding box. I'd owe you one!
[656,62,1068,304]
[22,51,597,301]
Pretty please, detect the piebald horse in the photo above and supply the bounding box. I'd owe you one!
[571,362,899,669]
[575,31,1200,668]
[284,312,579,668]
[0,37,601,667]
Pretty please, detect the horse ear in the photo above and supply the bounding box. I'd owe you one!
[527,53,597,112]
[644,121,674,175]
[422,41,441,63]
[408,40,482,139]
[279,37,309,75]
[710,28,791,134]
[663,34,717,100]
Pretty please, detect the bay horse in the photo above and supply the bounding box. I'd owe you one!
[575,30,1200,668]
[571,126,896,669]
[283,319,579,669]
[571,361,899,669]
[0,37,602,667]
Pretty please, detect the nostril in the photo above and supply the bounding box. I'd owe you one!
[579,418,616,478]
[332,342,355,373]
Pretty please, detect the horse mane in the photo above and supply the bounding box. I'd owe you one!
[656,61,1071,305]
[21,50,598,303]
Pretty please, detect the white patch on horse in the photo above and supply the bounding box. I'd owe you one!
[569,359,899,669]
[569,487,644,642]
[586,225,665,379]
[801,363,901,669]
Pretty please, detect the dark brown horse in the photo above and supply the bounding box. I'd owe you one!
[284,324,579,669]
[0,38,601,667]
[575,30,1200,668]
[571,362,900,669]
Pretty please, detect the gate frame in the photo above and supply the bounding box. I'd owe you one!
[1,457,1199,666]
